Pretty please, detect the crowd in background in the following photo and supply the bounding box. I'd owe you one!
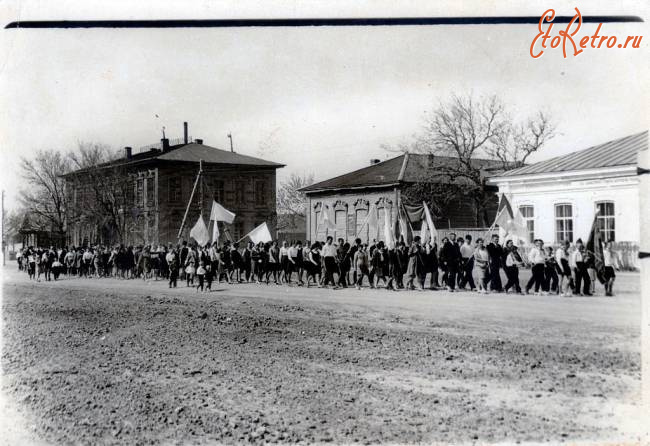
[16,232,620,297]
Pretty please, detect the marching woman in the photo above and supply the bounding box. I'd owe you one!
[64,248,76,277]
[184,245,197,286]
[473,238,490,294]
[305,242,322,288]
[525,239,547,295]
[321,236,338,289]
[295,241,305,286]
[280,241,290,284]
[266,241,280,285]
[27,249,37,280]
[555,240,573,297]
[602,240,619,296]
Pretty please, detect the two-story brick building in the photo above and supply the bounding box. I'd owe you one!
[63,128,284,247]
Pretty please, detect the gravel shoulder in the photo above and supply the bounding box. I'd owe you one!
[1,267,645,445]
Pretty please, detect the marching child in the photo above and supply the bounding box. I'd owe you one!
[196,261,206,292]
[205,263,214,292]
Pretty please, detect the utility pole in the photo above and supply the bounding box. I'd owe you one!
[1,190,5,266]
[227,133,234,152]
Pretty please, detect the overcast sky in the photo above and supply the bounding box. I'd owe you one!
[1,1,648,211]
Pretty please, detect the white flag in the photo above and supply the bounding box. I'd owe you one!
[384,210,395,249]
[322,205,336,230]
[247,222,273,244]
[423,201,437,242]
[420,220,428,242]
[210,200,236,224]
[356,204,378,237]
[211,220,220,242]
[189,215,210,246]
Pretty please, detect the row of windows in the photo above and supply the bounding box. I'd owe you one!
[166,178,268,207]
[314,207,393,243]
[518,201,615,244]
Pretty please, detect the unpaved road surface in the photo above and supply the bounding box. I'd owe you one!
[1,267,645,445]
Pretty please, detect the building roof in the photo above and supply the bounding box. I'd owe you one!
[156,142,284,167]
[63,141,284,177]
[300,153,503,194]
[499,131,647,178]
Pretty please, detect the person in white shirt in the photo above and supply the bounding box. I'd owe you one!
[602,240,619,296]
[321,236,338,288]
[525,239,547,295]
[280,241,290,284]
[459,235,476,291]
[570,239,591,296]
[504,244,523,294]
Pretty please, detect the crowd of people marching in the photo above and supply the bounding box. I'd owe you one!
[16,232,620,297]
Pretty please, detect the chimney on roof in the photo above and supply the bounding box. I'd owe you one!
[124,147,132,160]
[370,158,380,165]
[183,122,188,144]
[161,138,170,152]
[194,138,203,144]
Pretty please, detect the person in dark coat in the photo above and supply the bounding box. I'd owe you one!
[440,233,462,292]
[486,234,504,292]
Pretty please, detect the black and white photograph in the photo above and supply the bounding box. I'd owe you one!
[0,1,649,444]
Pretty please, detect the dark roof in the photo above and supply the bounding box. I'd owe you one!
[301,153,503,193]
[64,142,283,176]
[156,142,284,167]
[500,131,647,177]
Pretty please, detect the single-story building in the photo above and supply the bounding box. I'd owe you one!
[488,131,647,246]
[300,153,502,243]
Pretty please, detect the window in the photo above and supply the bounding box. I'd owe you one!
[234,181,246,205]
[233,221,245,241]
[314,210,321,240]
[555,203,573,243]
[213,180,225,203]
[596,201,615,242]
[335,210,346,242]
[518,205,535,243]
[145,178,155,208]
[136,179,144,206]
[168,177,182,203]
[377,207,389,242]
[255,181,266,206]
[355,209,368,243]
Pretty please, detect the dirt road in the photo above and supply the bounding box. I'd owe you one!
[1,267,645,445]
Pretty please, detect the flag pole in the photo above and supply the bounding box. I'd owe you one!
[482,207,504,241]
[177,160,203,240]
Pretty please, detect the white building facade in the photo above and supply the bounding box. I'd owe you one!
[489,132,646,247]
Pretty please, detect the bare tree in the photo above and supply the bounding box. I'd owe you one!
[66,142,133,245]
[276,173,314,231]
[5,209,27,245]
[392,93,555,226]
[485,111,555,170]
[18,150,70,237]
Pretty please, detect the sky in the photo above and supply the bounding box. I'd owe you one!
[0,0,648,211]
